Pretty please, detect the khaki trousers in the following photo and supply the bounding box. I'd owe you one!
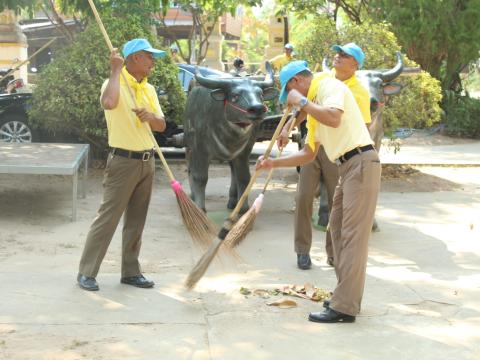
[294,146,338,257]
[79,153,155,278]
[329,150,381,316]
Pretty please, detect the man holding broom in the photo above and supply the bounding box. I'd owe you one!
[277,43,371,270]
[77,38,166,291]
[256,60,381,323]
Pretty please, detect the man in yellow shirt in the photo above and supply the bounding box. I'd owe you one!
[170,44,184,64]
[77,38,166,291]
[278,43,370,270]
[270,43,295,73]
[257,60,381,323]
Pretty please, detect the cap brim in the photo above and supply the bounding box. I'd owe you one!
[145,48,166,58]
[278,84,288,104]
[331,45,344,53]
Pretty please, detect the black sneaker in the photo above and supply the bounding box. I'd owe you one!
[297,253,312,270]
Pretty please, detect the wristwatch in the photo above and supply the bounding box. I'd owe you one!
[298,96,308,109]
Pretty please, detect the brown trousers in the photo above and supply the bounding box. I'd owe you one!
[294,146,339,257]
[79,153,155,278]
[329,150,381,316]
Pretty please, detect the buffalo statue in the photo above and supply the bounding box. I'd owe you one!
[184,63,278,213]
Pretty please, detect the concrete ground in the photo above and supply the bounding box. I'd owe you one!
[0,139,479,360]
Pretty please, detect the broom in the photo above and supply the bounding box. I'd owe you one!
[87,0,217,248]
[223,110,300,248]
[185,105,293,289]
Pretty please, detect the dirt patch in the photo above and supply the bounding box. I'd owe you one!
[381,165,462,192]
[269,164,462,193]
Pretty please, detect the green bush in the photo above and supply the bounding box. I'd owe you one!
[383,71,442,131]
[442,91,480,138]
[293,18,442,132]
[29,8,185,158]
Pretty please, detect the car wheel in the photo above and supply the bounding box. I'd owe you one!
[0,114,34,143]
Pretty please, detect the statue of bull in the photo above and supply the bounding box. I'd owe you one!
[184,64,278,213]
[317,53,404,228]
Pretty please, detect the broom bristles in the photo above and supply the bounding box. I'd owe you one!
[223,206,256,248]
[185,237,223,289]
[224,194,264,248]
[172,183,218,249]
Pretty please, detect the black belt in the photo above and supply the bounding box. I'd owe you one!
[111,148,155,161]
[335,144,375,165]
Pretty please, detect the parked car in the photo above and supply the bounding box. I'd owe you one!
[0,91,34,143]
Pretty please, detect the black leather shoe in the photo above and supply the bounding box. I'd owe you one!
[308,308,355,323]
[77,273,99,291]
[323,299,330,308]
[297,254,312,270]
[121,274,154,288]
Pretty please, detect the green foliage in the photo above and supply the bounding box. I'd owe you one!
[238,8,268,65]
[382,72,442,131]
[0,0,35,12]
[28,7,185,158]
[293,17,442,132]
[155,0,262,64]
[442,92,480,138]
[369,0,480,93]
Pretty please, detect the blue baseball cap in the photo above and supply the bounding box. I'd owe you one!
[122,38,166,59]
[284,43,294,50]
[278,60,310,104]
[331,42,365,69]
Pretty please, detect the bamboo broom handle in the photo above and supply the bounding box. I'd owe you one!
[262,109,299,193]
[228,105,293,219]
[87,0,176,182]
[0,37,57,84]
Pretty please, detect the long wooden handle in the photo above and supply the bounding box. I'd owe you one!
[87,0,176,182]
[228,105,293,219]
[262,110,299,193]
[0,38,57,84]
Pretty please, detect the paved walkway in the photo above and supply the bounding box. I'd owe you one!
[252,139,480,166]
[379,141,480,165]
[0,140,479,359]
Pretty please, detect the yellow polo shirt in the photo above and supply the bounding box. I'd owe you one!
[339,71,371,124]
[101,71,164,151]
[305,75,373,162]
[270,53,294,72]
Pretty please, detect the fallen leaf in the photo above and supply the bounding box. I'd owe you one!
[268,288,281,296]
[311,288,331,302]
[253,289,270,299]
[304,283,315,298]
[239,287,251,296]
[266,298,297,308]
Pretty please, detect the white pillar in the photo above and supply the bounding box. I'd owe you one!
[0,9,28,83]
[264,15,286,61]
[202,19,224,71]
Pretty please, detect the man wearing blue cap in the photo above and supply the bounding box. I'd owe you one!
[256,59,381,323]
[270,43,295,73]
[278,43,371,271]
[77,39,166,291]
